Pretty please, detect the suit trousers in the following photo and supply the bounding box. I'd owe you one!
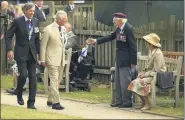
[47,65,63,104]
[16,52,36,106]
[58,66,64,86]
[115,63,132,105]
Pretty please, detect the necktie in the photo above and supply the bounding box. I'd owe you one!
[27,20,32,40]
[117,28,121,40]
[118,27,121,33]
[27,20,31,24]
[58,26,61,32]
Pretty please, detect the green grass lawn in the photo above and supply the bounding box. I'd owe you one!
[146,95,184,117]
[1,75,184,118]
[1,104,83,119]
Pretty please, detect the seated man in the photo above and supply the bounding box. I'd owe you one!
[64,22,77,51]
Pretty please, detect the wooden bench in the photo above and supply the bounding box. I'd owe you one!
[137,53,183,107]
[162,51,184,78]
[110,52,183,107]
[41,48,72,93]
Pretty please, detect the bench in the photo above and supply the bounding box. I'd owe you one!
[162,51,184,78]
[137,53,183,107]
[110,52,183,107]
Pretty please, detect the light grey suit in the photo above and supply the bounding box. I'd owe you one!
[65,31,77,50]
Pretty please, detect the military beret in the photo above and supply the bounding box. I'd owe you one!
[113,12,126,18]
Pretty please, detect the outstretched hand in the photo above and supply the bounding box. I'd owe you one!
[86,38,96,45]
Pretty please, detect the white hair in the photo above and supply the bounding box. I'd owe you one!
[114,17,128,24]
[55,10,67,21]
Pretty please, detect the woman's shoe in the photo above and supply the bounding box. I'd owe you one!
[134,104,145,109]
[141,105,151,111]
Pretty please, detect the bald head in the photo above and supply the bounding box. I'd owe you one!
[64,22,72,33]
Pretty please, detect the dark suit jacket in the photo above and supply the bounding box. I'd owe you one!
[97,22,137,67]
[33,5,49,22]
[6,16,40,62]
[65,4,79,13]
[65,4,74,12]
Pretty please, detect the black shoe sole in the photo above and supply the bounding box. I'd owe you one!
[118,105,132,108]
[52,107,64,110]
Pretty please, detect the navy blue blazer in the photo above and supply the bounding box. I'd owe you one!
[97,22,137,67]
[6,16,40,62]
[33,5,49,22]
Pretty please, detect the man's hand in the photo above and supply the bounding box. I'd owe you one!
[7,51,14,61]
[86,38,96,45]
[41,62,47,67]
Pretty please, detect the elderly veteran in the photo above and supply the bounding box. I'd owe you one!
[128,33,166,110]
[86,12,137,108]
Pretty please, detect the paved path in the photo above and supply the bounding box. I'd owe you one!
[1,91,176,119]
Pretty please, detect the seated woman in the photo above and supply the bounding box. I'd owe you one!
[128,33,166,110]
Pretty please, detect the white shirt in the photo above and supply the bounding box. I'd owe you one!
[69,4,75,10]
[24,15,33,40]
[55,22,67,45]
[24,15,31,22]
[119,22,126,34]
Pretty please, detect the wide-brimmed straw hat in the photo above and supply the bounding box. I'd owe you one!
[143,33,161,48]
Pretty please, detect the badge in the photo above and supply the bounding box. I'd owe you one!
[120,35,126,42]
[34,27,39,33]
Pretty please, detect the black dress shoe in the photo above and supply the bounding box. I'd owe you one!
[110,103,122,107]
[47,101,52,107]
[52,103,65,110]
[6,88,17,95]
[118,104,132,108]
[27,105,37,109]
[17,99,24,105]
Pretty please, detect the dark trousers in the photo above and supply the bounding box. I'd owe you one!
[115,63,132,105]
[16,51,37,106]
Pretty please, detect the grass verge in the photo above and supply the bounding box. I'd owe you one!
[1,104,83,119]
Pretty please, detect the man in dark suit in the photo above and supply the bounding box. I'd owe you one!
[33,0,49,22]
[65,0,76,12]
[86,13,137,108]
[5,2,40,109]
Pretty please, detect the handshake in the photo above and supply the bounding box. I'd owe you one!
[86,38,96,45]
